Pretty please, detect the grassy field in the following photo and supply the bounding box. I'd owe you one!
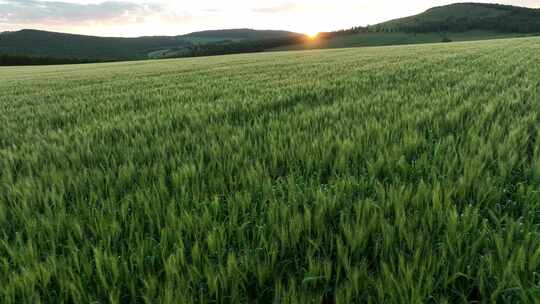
[272,30,534,51]
[1,37,540,303]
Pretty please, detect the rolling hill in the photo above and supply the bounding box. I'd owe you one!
[0,29,303,61]
[0,30,188,60]
[376,3,540,33]
[183,28,304,42]
[276,3,540,51]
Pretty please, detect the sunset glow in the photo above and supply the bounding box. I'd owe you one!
[307,32,319,39]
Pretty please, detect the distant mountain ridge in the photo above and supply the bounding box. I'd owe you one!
[0,29,303,61]
[184,29,302,40]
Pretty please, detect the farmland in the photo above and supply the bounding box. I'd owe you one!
[1,37,540,303]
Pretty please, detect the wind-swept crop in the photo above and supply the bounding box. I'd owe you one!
[1,37,540,303]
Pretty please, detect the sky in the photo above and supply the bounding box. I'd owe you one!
[1,0,540,37]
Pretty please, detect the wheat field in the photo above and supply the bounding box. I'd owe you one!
[1,37,540,303]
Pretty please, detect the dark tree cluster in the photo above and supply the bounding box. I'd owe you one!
[0,54,99,66]
[169,36,305,58]
[315,26,370,41]
[328,26,369,37]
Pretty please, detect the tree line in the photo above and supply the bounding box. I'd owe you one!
[0,54,101,66]
[394,17,540,34]
[166,36,306,58]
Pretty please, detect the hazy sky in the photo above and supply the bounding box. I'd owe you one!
[1,0,540,37]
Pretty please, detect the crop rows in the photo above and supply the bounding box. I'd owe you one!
[1,38,540,303]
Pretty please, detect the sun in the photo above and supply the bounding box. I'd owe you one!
[306,31,319,39]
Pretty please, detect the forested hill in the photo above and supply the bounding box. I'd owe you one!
[0,29,303,61]
[0,30,190,60]
[375,3,540,33]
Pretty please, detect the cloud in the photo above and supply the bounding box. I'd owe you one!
[251,2,363,14]
[0,0,165,24]
[201,8,223,13]
[251,0,540,14]
[252,3,299,13]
